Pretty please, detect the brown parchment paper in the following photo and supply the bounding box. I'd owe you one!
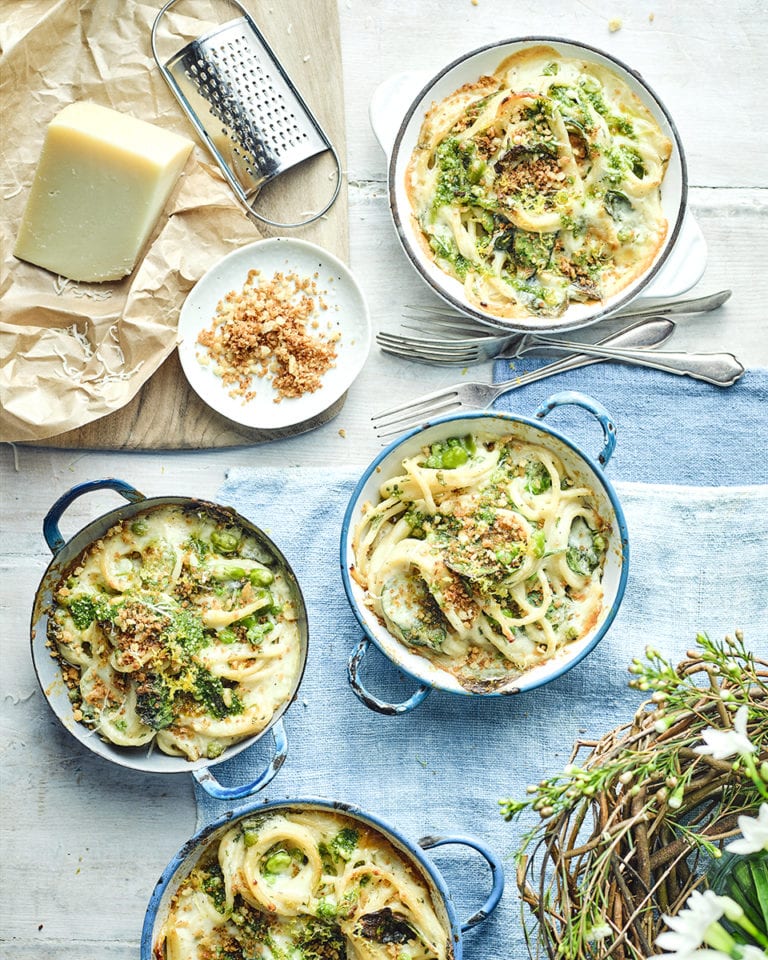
[0,0,264,443]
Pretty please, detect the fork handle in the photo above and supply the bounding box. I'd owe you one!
[539,342,744,387]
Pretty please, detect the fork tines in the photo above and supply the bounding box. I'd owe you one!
[400,315,500,339]
[370,386,464,437]
[377,333,480,365]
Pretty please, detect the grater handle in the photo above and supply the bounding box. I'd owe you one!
[151,0,342,229]
[241,142,342,229]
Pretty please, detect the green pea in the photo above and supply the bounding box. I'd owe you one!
[249,567,274,586]
[218,628,238,644]
[130,518,149,535]
[441,446,469,469]
[210,529,240,553]
[592,533,607,553]
[264,850,292,874]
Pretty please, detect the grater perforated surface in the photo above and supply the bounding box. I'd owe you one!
[167,19,328,198]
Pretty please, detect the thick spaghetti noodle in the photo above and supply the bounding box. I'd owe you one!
[159,808,451,960]
[47,504,302,761]
[351,432,610,690]
[406,45,672,319]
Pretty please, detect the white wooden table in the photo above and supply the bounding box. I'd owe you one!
[1,2,766,956]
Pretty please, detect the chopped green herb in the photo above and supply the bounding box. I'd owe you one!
[525,461,552,495]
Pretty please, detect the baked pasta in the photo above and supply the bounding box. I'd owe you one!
[47,504,303,761]
[158,807,451,960]
[351,433,610,690]
[406,45,673,319]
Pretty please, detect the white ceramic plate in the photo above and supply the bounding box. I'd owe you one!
[178,238,371,429]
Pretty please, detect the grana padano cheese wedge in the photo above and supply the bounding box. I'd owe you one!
[14,102,194,283]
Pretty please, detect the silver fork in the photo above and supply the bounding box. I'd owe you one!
[402,288,732,338]
[376,327,744,381]
[371,317,741,438]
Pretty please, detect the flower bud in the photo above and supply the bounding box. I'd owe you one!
[667,784,685,810]
[721,898,744,922]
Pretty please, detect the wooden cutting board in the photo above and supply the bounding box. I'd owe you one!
[39,0,348,451]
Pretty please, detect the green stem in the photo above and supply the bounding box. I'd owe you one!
[733,912,768,949]
[742,755,768,799]
[704,920,736,953]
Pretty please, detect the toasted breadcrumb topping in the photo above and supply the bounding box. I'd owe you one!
[196,268,340,403]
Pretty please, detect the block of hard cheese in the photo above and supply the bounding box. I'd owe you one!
[14,102,194,283]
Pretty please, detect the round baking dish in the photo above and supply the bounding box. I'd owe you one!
[341,392,629,713]
[140,796,504,959]
[30,478,308,800]
[385,37,688,332]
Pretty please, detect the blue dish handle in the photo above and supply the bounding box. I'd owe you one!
[192,719,288,801]
[348,637,431,715]
[418,834,505,933]
[534,390,617,467]
[43,478,147,556]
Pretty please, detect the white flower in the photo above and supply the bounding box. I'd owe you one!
[738,947,768,960]
[651,948,731,960]
[725,803,768,854]
[653,890,735,955]
[585,922,612,942]
[695,706,756,760]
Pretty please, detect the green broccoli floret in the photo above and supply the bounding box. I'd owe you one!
[135,674,174,730]
[294,918,346,960]
[67,594,114,630]
[194,667,243,720]
[331,827,359,860]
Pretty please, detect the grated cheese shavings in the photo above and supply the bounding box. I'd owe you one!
[53,323,145,386]
[53,276,113,301]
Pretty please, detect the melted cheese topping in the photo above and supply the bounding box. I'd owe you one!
[48,505,302,761]
[352,433,610,691]
[158,808,451,960]
[406,45,672,319]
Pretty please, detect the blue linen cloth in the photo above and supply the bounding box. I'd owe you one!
[194,425,768,958]
[490,360,768,484]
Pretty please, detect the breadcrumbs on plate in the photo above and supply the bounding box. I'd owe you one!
[608,17,623,31]
[196,268,340,403]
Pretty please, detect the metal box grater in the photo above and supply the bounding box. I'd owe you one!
[151,0,341,228]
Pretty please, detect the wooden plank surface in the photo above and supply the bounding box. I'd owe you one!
[1,1,767,958]
[27,0,349,451]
